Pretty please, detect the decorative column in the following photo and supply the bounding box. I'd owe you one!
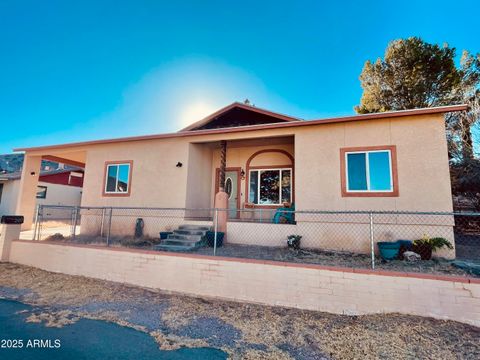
[219,140,227,190]
[214,140,228,237]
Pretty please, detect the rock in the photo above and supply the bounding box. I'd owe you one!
[403,251,421,262]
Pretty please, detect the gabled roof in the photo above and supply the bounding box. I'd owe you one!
[179,102,301,131]
[13,104,468,152]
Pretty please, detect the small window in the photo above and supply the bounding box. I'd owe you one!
[249,168,292,205]
[104,162,131,194]
[36,186,47,199]
[345,150,393,192]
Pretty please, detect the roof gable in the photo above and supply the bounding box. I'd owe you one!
[179,102,300,131]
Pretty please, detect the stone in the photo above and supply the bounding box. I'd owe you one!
[403,251,421,262]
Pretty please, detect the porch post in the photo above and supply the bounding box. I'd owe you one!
[214,140,228,237]
[15,154,42,231]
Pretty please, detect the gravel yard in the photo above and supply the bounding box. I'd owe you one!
[46,233,479,278]
[0,263,479,359]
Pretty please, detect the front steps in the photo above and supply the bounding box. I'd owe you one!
[154,224,210,251]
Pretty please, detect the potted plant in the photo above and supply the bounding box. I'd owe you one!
[412,235,453,260]
[377,241,401,260]
[287,235,302,250]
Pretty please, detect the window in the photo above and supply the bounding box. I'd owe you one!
[104,162,131,195]
[341,146,398,196]
[0,183,3,203]
[249,168,292,205]
[36,186,47,199]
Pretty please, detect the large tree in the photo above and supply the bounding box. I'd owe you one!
[355,37,479,162]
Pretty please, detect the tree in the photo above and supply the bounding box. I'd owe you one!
[356,37,480,162]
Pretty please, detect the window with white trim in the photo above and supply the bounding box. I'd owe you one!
[249,168,292,205]
[345,150,393,192]
[105,163,131,194]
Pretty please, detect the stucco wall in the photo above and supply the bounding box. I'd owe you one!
[8,241,480,327]
[0,180,20,216]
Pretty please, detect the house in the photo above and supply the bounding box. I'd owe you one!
[12,102,467,256]
[0,166,84,219]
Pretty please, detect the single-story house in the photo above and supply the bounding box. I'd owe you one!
[12,102,467,256]
[0,167,84,219]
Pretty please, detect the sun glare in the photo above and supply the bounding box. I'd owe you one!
[179,101,218,129]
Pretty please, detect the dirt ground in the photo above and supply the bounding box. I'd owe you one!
[0,263,478,359]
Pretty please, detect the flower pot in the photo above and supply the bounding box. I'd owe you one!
[412,243,433,260]
[396,240,413,259]
[159,231,173,240]
[377,242,401,260]
[206,231,224,247]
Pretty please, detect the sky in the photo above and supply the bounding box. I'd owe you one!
[1,0,479,154]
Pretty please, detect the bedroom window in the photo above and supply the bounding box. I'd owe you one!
[249,168,292,205]
[341,146,398,197]
[104,162,132,195]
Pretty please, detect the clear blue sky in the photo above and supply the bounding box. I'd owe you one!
[1,0,479,154]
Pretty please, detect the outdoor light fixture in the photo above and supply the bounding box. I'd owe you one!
[176,162,183,168]
[240,169,246,180]
[30,171,36,176]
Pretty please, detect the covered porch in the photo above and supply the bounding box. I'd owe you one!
[185,135,295,224]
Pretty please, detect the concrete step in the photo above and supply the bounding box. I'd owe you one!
[160,239,203,247]
[168,233,203,241]
[154,244,198,252]
[174,229,207,236]
[179,224,211,231]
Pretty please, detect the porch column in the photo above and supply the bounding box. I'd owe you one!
[15,154,42,230]
[214,140,228,235]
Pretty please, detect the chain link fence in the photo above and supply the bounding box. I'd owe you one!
[31,205,480,276]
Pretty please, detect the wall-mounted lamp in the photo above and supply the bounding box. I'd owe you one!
[176,162,183,168]
[30,171,36,176]
[240,169,246,180]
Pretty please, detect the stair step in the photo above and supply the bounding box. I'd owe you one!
[168,233,204,241]
[154,244,198,252]
[174,229,207,236]
[179,224,211,231]
[160,239,203,246]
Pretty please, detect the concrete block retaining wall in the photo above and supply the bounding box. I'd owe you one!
[8,240,480,327]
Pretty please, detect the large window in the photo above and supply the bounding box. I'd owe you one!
[104,162,131,195]
[341,146,397,196]
[249,168,292,205]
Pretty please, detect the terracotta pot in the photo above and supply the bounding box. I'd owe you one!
[412,243,433,260]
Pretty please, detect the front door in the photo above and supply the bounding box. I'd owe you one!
[215,169,240,219]
[224,170,239,219]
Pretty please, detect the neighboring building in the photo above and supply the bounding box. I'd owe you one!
[12,102,467,256]
[0,167,84,218]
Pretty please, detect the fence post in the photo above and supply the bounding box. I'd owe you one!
[32,204,40,241]
[100,207,106,237]
[369,212,375,270]
[106,207,113,247]
[213,208,218,256]
[72,207,79,239]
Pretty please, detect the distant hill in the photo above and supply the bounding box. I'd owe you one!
[0,154,70,174]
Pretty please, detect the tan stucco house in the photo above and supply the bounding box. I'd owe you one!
[12,102,467,255]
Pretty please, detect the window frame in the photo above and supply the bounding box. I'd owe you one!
[248,167,292,206]
[102,160,133,197]
[36,185,48,199]
[340,145,398,197]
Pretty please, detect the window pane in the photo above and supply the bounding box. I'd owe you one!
[249,171,258,203]
[281,170,291,203]
[117,164,130,192]
[106,165,117,192]
[259,170,280,204]
[36,186,47,199]
[347,153,367,190]
[369,151,392,191]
